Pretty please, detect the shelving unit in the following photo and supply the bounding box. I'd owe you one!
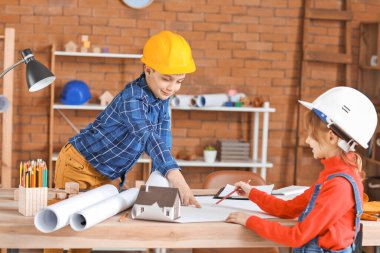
[358,22,380,166]
[48,45,142,187]
[295,0,353,185]
[48,45,275,186]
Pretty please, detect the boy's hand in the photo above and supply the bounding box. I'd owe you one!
[225,212,250,226]
[167,169,201,208]
[234,181,253,198]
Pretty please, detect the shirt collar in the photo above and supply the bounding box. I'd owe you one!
[320,152,357,175]
[137,73,161,105]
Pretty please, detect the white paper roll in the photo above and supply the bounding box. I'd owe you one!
[195,94,229,107]
[34,184,118,233]
[145,171,170,187]
[70,188,139,231]
[170,95,194,107]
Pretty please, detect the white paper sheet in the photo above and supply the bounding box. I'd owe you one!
[272,185,309,195]
[70,188,139,231]
[170,95,194,107]
[218,184,274,199]
[132,172,279,223]
[194,94,229,107]
[34,184,119,233]
[196,196,277,218]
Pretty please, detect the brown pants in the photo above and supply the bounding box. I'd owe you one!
[54,143,113,190]
[46,143,115,253]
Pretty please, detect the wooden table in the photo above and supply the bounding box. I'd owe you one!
[0,188,379,249]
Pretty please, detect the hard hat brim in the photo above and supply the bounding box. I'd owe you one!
[298,100,313,110]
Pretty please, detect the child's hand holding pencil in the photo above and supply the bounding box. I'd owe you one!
[233,180,254,198]
[213,179,252,206]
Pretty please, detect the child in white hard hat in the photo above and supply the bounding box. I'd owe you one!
[226,86,377,252]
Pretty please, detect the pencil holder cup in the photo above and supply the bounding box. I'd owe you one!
[18,186,48,216]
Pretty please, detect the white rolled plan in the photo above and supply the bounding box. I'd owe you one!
[194,93,229,107]
[170,95,194,107]
[70,187,139,231]
[34,184,118,233]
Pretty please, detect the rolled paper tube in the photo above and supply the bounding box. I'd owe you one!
[170,95,194,107]
[70,188,139,231]
[34,184,118,233]
[195,94,229,107]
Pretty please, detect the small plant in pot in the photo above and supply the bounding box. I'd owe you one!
[203,145,217,163]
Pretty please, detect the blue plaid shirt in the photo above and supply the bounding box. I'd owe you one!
[70,73,179,181]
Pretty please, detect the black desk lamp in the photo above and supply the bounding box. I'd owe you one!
[0,48,55,112]
[0,48,55,92]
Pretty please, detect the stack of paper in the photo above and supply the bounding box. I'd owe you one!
[219,140,250,161]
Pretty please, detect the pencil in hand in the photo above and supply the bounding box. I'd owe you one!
[213,179,251,206]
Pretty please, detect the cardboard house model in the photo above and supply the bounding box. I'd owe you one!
[132,185,181,220]
[99,91,114,106]
[64,41,78,52]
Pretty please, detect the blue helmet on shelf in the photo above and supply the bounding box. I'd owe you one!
[61,80,92,105]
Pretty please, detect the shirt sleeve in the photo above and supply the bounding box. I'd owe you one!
[249,187,312,218]
[151,100,176,174]
[246,178,355,248]
[160,100,172,150]
[119,95,179,175]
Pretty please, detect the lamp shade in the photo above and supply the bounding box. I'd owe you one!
[21,49,56,92]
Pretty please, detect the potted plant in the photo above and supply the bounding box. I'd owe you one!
[203,145,217,163]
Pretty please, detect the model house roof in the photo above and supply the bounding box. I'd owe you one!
[135,185,180,208]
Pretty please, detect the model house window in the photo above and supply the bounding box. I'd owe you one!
[166,210,170,216]
[141,207,144,212]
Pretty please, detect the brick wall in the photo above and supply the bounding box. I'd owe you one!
[1,0,380,188]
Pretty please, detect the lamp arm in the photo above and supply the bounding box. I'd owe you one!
[0,58,25,79]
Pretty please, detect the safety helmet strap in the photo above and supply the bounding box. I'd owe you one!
[312,108,357,152]
[338,139,357,153]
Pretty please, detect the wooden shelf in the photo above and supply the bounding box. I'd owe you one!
[54,51,142,59]
[52,153,273,168]
[53,103,276,113]
[176,159,273,168]
[171,105,275,113]
[53,103,106,110]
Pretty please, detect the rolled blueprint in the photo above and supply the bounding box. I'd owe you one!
[70,188,139,231]
[170,95,194,107]
[194,93,229,107]
[34,184,118,233]
[145,171,170,187]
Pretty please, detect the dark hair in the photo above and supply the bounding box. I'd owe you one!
[305,111,365,180]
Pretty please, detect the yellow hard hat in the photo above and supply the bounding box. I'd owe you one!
[141,30,196,74]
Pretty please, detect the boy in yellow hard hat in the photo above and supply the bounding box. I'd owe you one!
[54,30,200,207]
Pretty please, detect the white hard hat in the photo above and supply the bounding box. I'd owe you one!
[299,86,377,152]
